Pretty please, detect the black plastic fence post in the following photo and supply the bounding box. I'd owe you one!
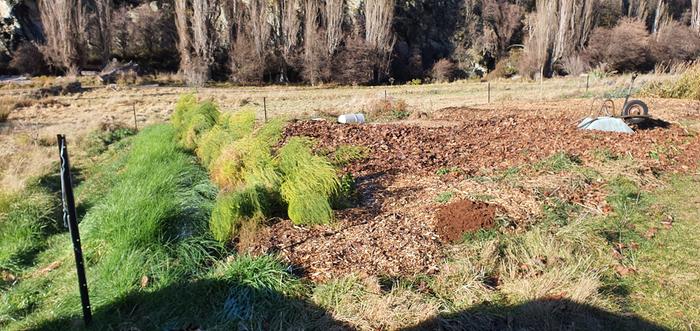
[57,135,92,326]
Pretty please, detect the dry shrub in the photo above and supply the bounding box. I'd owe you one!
[431,59,459,82]
[652,21,700,63]
[10,43,48,76]
[367,98,410,120]
[114,70,144,86]
[333,37,374,85]
[489,50,521,78]
[0,101,13,123]
[0,96,35,122]
[642,62,700,100]
[229,36,267,84]
[586,19,654,73]
[560,54,590,76]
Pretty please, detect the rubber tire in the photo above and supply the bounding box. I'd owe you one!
[623,99,649,116]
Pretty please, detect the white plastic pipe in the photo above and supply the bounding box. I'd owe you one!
[337,113,366,124]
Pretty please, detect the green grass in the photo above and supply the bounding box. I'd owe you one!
[533,152,582,173]
[436,167,462,176]
[435,191,455,204]
[0,124,222,329]
[80,125,136,157]
[542,197,580,227]
[0,189,57,274]
[615,175,700,328]
[330,145,371,167]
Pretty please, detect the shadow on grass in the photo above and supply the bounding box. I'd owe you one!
[403,298,668,331]
[29,278,350,331]
[30,286,668,331]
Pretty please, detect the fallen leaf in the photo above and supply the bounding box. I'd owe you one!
[140,275,149,288]
[614,265,636,276]
[1,271,16,282]
[644,227,658,239]
[37,261,62,275]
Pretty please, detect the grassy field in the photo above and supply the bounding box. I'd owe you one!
[1,73,699,330]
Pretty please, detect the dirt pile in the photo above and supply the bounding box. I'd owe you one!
[435,199,497,242]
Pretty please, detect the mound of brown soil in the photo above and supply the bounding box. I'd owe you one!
[435,199,497,242]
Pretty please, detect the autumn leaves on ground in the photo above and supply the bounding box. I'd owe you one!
[2,73,700,330]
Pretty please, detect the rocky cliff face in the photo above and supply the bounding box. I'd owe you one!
[1,0,42,57]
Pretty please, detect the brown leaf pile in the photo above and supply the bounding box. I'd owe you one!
[254,109,700,281]
[284,113,699,176]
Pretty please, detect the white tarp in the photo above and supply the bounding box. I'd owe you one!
[578,117,634,134]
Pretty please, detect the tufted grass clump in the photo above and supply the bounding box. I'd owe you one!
[278,137,339,225]
[171,95,219,150]
[642,62,700,100]
[209,120,285,191]
[197,110,256,168]
[210,186,268,242]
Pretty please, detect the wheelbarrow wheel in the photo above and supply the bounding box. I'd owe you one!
[622,99,649,116]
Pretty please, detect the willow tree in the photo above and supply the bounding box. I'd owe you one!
[175,0,219,86]
[95,0,112,64]
[37,0,87,75]
[365,0,395,83]
[692,0,700,34]
[325,0,344,55]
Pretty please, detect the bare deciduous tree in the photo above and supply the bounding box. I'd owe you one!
[175,0,192,76]
[248,0,271,59]
[174,0,219,86]
[302,0,328,84]
[482,0,523,57]
[652,0,670,37]
[626,0,649,21]
[325,0,344,55]
[692,0,700,34]
[365,0,395,82]
[522,0,556,80]
[38,0,87,75]
[95,0,112,64]
[282,0,302,57]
